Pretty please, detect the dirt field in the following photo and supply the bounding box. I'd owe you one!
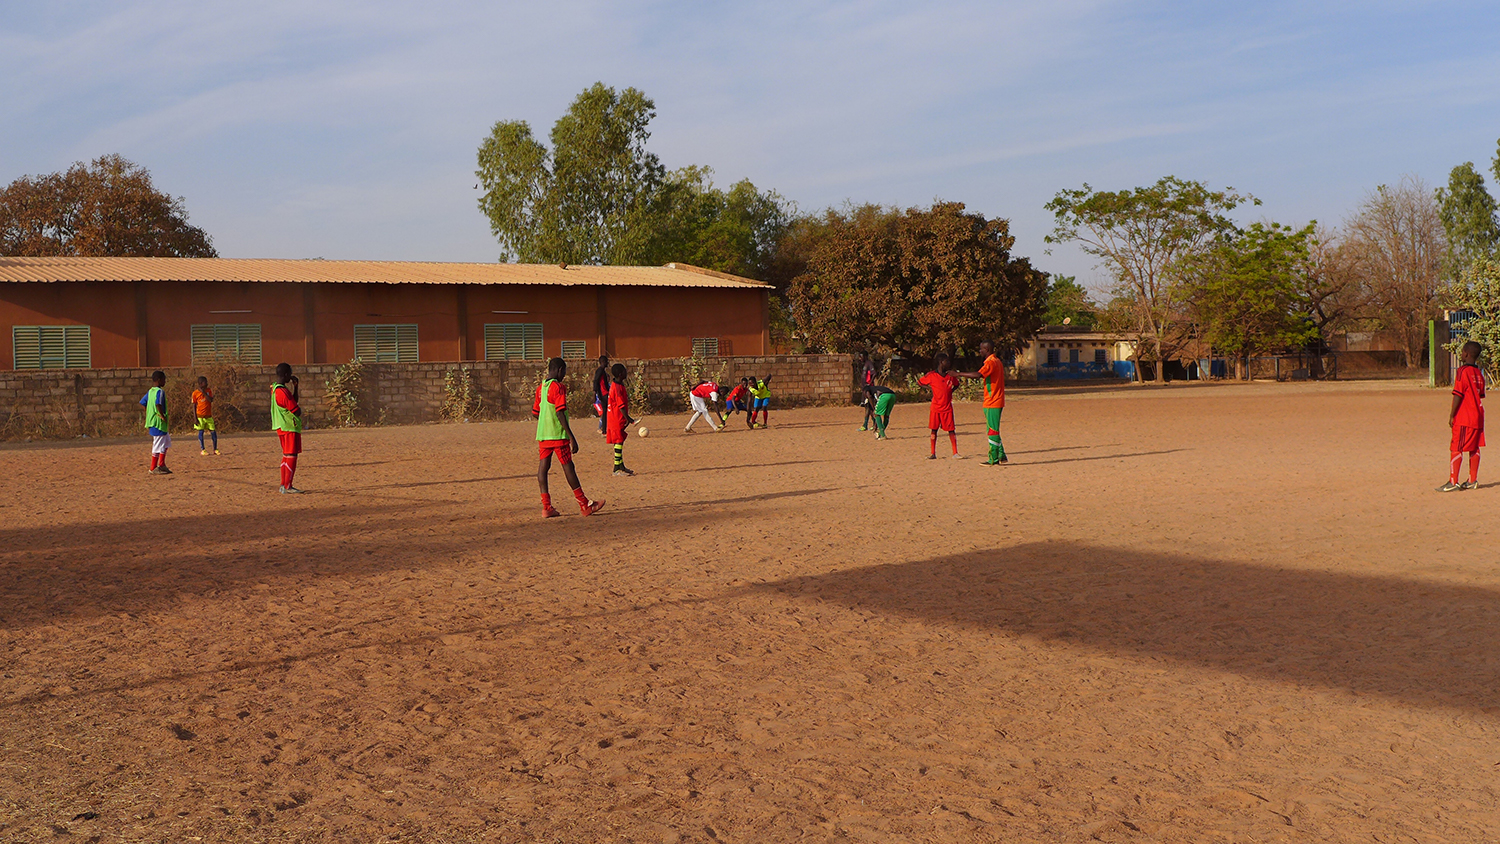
[3,379,1498,843]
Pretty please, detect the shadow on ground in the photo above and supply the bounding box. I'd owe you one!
[746,540,1500,713]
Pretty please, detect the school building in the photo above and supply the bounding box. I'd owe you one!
[1016,326,1136,380]
[0,257,772,371]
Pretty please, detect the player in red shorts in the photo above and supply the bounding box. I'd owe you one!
[918,353,963,459]
[271,363,303,493]
[606,363,637,476]
[1440,340,1486,492]
[534,357,604,517]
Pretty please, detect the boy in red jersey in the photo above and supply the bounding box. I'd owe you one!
[721,377,751,428]
[685,380,722,433]
[918,353,962,459]
[534,357,604,517]
[1440,340,1486,492]
[606,363,637,476]
[271,363,303,493]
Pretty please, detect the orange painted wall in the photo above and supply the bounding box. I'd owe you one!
[0,282,137,369]
[144,281,306,367]
[463,284,600,360]
[604,287,766,358]
[311,284,461,364]
[2,281,770,369]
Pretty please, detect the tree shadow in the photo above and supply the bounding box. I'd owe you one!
[743,541,1500,713]
[0,503,739,631]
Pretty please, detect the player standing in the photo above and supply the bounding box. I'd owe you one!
[918,354,962,459]
[606,363,637,476]
[1440,340,1485,492]
[958,340,1007,465]
[534,357,605,517]
[140,370,171,474]
[591,354,611,435]
[192,375,219,455]
[272,363,303,494]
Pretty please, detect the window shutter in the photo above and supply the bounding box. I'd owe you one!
[484,323,543,360]
[13,326,90,369]
[692,337,719,357]
[354,324,418,362]
[560,340,587,359]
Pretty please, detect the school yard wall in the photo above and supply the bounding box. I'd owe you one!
[0,354,857,439]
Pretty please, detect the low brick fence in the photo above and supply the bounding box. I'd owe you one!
[0,354,856,439]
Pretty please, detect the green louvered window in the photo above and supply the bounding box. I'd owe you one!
[691,337,720,357]
[559,340,588,359]
[191,324,262,364]
[13,325,90,369]
[484,323,543,360]
[354,324,419,363]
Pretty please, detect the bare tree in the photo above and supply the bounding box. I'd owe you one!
[1301,225,1371,344]
[1343,175,1446,367]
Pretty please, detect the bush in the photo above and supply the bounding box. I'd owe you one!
[325,358,367,427]
[166,355,257,433]
[442,366,482,422]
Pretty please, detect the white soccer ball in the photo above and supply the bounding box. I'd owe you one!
[637,426,649,438]
[1063,317,1072,325]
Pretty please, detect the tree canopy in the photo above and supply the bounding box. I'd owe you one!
[0,154,216,257]
[476,83,788,275]
[785,202,1047,356]
[1435,160,1499,275]
[1045,176,1254,382]
[1040,275,1097,329]
[1177,222,1318,376]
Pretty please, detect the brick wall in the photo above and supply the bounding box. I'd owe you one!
[0,354,857,439]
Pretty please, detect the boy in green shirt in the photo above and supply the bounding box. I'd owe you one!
[140,370,172,474]
[533,358,605,517]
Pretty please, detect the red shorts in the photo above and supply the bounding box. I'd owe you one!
[928,405,955,432]
[538,439,574,464]
[1451,425,1484,453]
[605,417,627,445]
[277,431,302,455]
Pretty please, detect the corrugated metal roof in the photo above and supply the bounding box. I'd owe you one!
[0,257,771,289]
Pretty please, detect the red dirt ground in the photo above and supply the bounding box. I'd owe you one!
[2,380,1498,843]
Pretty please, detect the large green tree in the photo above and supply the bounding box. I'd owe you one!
[0,154,216,257]
[1435,159,1499,276]
[476,83,789,275]
[645,166,790,279]
[1444,257,1500,374]
[785,202,1047,356]
[1040,275,1097,329]
[1177,222,1318,379]
[477,83,664,264]
[1045,176,1254,383]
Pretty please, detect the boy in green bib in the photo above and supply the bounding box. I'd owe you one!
[140,370,172,474]
[533,357,604,517]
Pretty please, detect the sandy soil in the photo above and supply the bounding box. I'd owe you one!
[2,379,1498,843]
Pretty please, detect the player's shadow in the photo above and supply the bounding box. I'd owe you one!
[609,487,848,514]
[647,459,836,476]
[745,540,1500,713]
[1010,448,1187,466]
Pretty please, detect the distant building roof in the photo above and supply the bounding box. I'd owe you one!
[0,257,771,289]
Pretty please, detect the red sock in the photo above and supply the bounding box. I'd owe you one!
[149,453,158,470]
[929,432,937,456]
[1470,451,1481,484]
[541,493,552,511]
[1450,451,1463,484]
[949,432,958,455]
[281,454,297,488]
[573,488,589,507]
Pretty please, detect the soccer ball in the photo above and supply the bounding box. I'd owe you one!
[637,426,649,438]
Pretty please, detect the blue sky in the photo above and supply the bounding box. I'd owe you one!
[3,1,1498,289]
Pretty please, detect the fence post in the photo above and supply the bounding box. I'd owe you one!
[1428,321,1438,387]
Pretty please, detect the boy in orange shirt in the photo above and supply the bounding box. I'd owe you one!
[959,340,1007,465]
[191,375,219,455]
[1439,340,1485,492]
